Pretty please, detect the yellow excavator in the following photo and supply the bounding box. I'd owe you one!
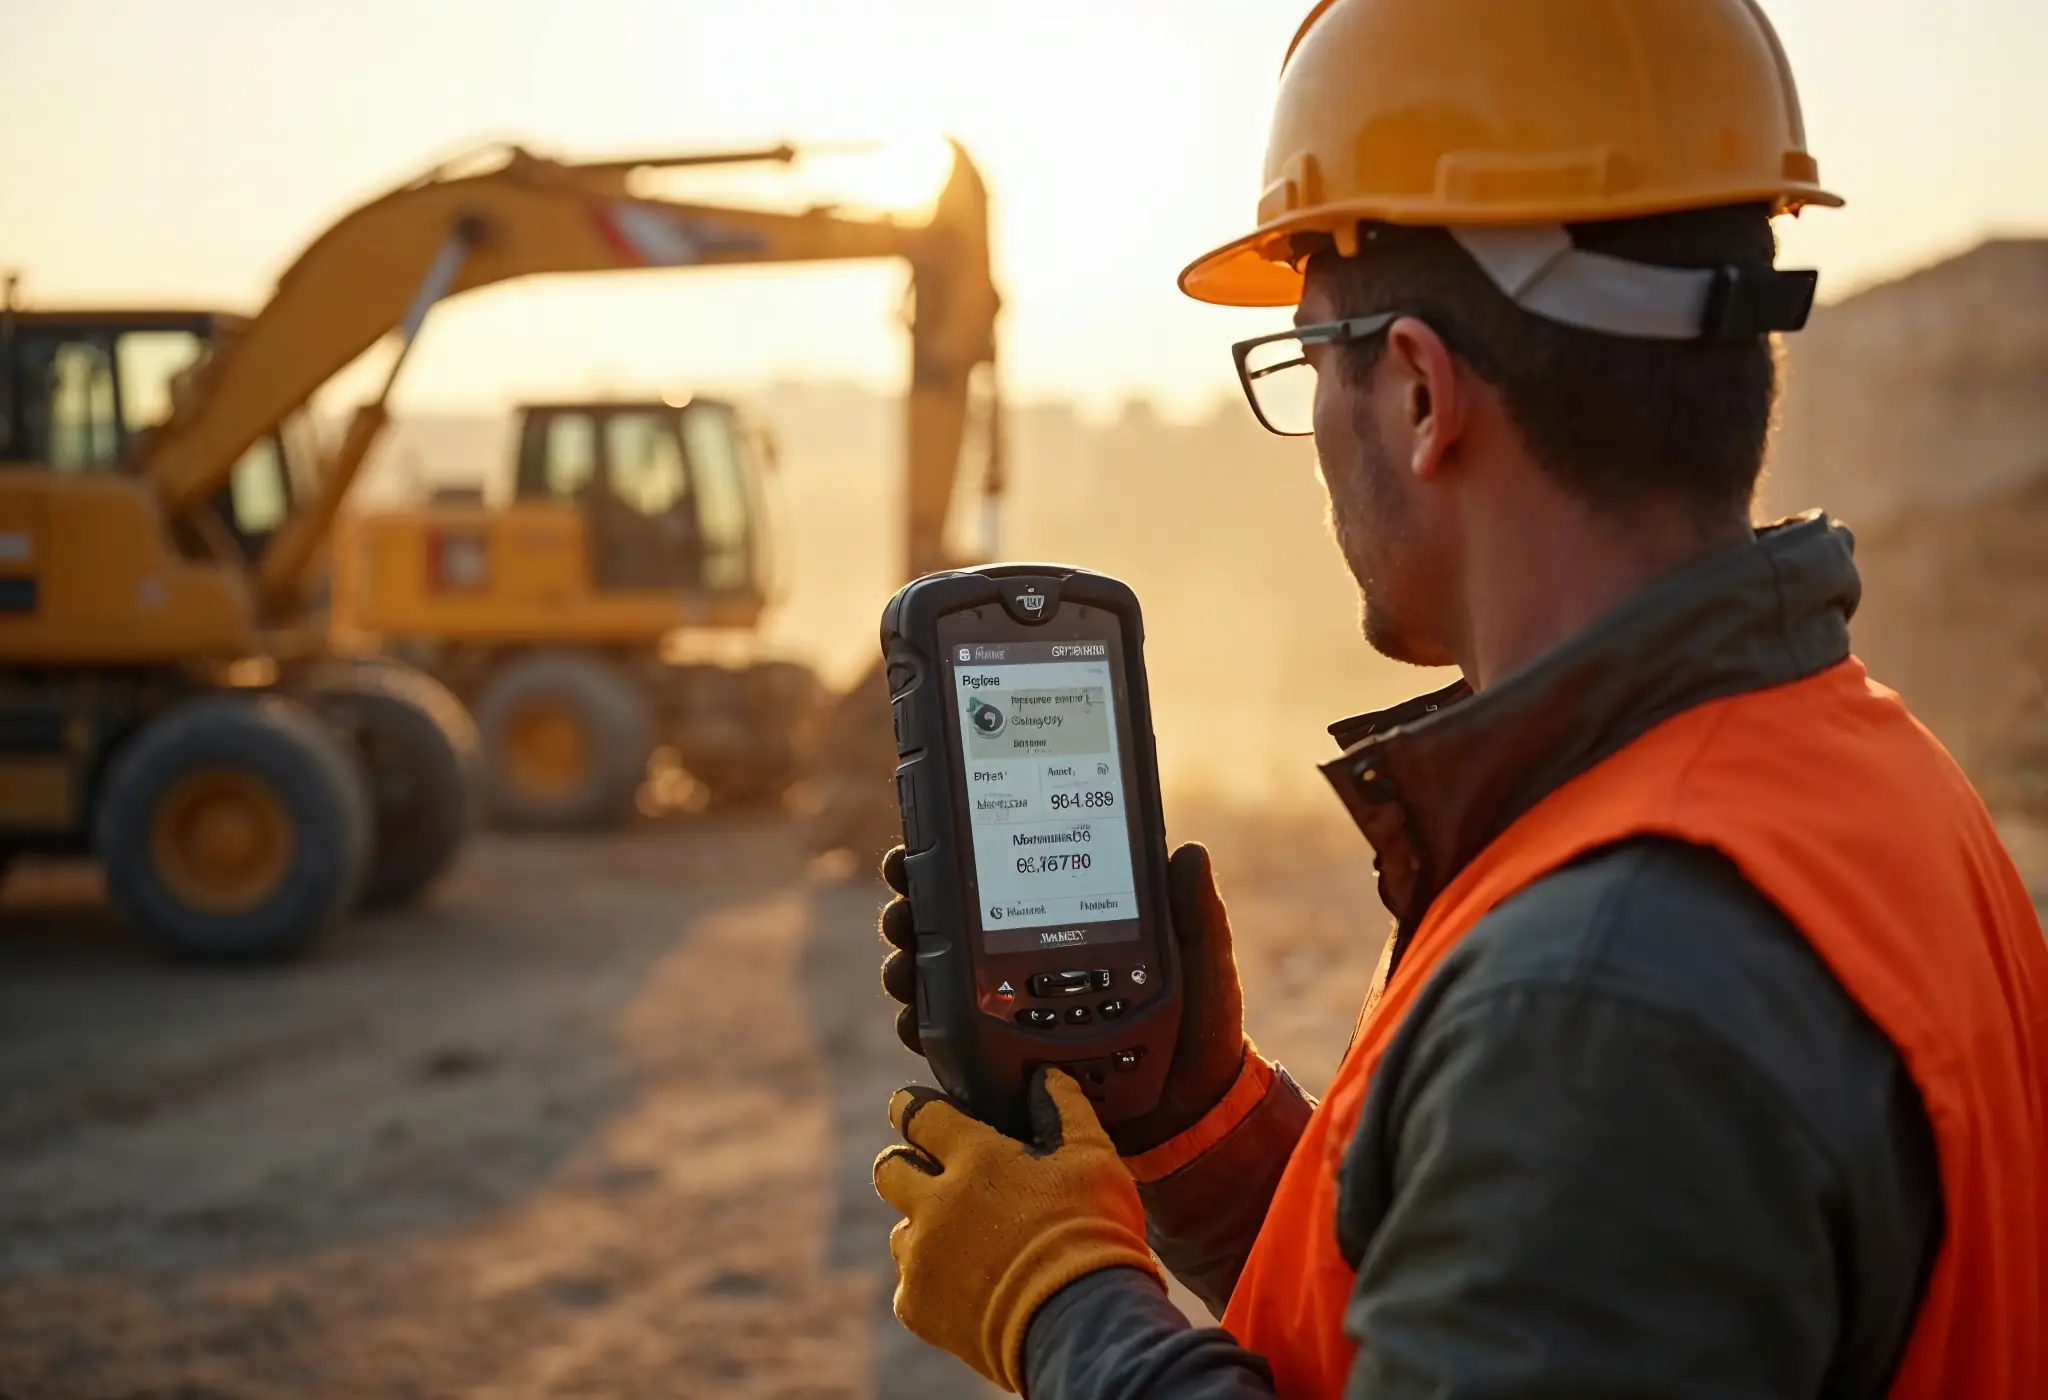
[333,394,809,825]
[0,141,996,956]
[328,146,1001,828]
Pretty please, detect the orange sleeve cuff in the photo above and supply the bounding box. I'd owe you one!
[1122,1052,1274,1184]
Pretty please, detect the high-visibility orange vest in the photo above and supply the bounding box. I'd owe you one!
[1222,659,2048,1398]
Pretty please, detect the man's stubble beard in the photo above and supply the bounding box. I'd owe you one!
[1328,411,1430,665]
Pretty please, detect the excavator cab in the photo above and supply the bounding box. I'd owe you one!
[1,310,310,563]
[332,395,773,647]
[511,397,767,603]
[331,395,806,828]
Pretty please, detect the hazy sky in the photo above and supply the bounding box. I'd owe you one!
[5,0,2046,420]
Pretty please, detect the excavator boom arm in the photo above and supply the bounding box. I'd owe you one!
[143,141,998,598]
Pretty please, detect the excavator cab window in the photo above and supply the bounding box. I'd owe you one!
[678,401,763,596]
[1,322,201,469]
[224,435,291,545]
[3,330,122,470]
[50,340,121,470]
[514,402,762,602]
[595,408,698,590]
[115,330,207,438]
[606,411,689,517]
[538,412,598,501]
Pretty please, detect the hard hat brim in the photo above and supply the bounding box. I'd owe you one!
[1179,184,1845,309]
[1178,234,1311,309]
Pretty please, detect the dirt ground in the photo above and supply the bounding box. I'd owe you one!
[2,804,2040,1400]
[0,799,1381,1400]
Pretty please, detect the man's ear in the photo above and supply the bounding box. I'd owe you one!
[1383,317,1468,484]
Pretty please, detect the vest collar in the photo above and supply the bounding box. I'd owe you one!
[1321,513,1860,932]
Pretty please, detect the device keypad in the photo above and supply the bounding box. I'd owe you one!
[997,963,1154,1038]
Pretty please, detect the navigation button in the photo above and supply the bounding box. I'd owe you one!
[1097,999,1126,1021]
[1017,1008,1059,1028]
[1129,966,1150,987]
[1029,970,1094,998]
[1111,1047,1146,1072]
[1063,1006,1092,1025]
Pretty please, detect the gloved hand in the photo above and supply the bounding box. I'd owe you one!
[877,841,1248,1156]
[873,1068,1161,1392]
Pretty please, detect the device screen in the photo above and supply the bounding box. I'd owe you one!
[947,637,1141,954]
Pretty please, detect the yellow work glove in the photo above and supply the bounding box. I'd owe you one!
[873,1068,1162,1393]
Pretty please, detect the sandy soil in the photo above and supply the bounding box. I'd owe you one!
[0,819,971,1399]
[0,795,1385,1400]
[3,803,2038,1400]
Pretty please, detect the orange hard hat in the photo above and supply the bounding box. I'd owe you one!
[1182,0,1842,309]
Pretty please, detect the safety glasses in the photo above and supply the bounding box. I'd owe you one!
[1230,312,1398,437]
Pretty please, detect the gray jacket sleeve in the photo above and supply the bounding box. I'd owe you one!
[1023,839,1937,1400]
[1028,1269,1276,1400]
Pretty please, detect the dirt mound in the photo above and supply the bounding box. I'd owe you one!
[1846,475,2048,813]
[1768,239,2048,525]
[1766,239,2048,813]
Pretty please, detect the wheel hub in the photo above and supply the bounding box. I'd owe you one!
[149,770,294,915]
[504,701,589,798]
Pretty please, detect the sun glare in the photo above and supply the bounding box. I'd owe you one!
[811,135,960,219]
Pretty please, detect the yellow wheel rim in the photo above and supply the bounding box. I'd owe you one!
[504,700,589,798]
[149,769,295,915]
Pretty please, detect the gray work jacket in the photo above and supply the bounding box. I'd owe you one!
[1026,517,1941,1400]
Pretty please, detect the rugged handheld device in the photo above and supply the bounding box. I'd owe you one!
[881,564,1180,1138]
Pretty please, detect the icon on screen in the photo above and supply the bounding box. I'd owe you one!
[1096,762,1110,776]
[968,695,1006,736]
[957,647,972,662]
[989,906,1004,921]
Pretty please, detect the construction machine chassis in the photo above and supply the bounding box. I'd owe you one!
[384,641,820,829]
[0,658,472,958]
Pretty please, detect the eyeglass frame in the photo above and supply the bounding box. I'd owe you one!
[1230,313,1401,437]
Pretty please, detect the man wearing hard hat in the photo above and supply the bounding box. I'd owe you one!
[872,1,2048,1396]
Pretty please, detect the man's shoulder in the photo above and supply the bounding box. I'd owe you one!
[1425,836,1909,1145]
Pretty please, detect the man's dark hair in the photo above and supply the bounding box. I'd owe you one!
[1306,203,1781,520]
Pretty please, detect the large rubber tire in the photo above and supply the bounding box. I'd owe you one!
[476,651,653,829]
[96,694,371,961]
[302,659,477,910]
